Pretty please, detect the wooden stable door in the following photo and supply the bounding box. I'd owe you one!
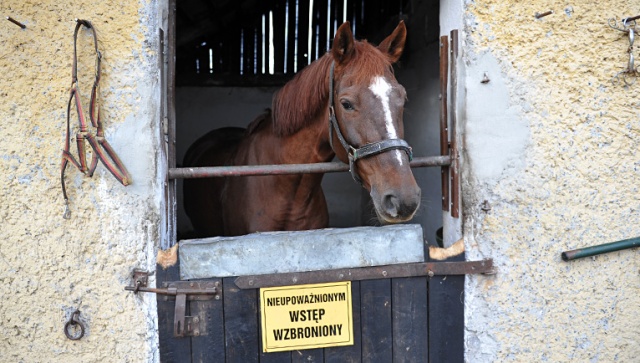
[156,253,467,363]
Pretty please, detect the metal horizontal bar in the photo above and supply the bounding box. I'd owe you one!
[561,236,640,261]
[233,259,495,289]
[169,155,451,179]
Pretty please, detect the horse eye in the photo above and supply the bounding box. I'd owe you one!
[341,100,354,110]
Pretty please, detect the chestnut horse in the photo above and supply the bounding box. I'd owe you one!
[183,21,421,237]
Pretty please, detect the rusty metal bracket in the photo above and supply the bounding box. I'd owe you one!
[124,271,220,337]
[233,259,495,289]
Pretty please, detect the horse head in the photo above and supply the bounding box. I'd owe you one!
[329,21,421,224]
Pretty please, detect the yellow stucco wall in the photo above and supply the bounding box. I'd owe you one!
[463,1,640,361]
[1,1,160,362]
[2,0,638,361]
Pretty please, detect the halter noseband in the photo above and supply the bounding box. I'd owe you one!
[328,62,413,184]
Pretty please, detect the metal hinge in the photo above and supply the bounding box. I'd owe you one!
[125,270,220,337]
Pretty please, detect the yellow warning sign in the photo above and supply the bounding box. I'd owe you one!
[260,281,353,352]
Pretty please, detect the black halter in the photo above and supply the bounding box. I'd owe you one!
[328,62,413,184]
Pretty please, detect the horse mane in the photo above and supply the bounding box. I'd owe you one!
[271,40,394,136]
[246,109,271,135]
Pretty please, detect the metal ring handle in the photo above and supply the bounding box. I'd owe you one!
[64,310,85,340]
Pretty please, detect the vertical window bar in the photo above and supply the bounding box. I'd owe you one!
[240,29,244,75]
[262,15,266,74]
[284,0,289,74]
[352,1,357,35]
[209,48,213,73]
[315,22,320,59]
[254,28,258,74]
[307,0,314,65]
[294,0,299,72]
[269,11,275,74]
[333,4,338,38]
[326,0,331,51]
[343,0,347,22]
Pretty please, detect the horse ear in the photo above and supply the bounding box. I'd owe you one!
[331,22,354,64]
[378,21,407,63]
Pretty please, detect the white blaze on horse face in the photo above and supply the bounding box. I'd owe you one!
[369,76,404,166]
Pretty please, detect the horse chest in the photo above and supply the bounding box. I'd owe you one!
[222,174,328,235]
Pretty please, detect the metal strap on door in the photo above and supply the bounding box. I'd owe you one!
[125,257,494,337]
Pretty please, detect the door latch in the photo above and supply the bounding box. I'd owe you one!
[125,270,220,337]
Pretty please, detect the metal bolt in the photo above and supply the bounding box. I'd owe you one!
[194,330,200,336]
[215,295,220,300]
[535,10,554,19]
[427,270,435,278]
[189,282,194,287]
[193,317,200,324]
[6,16,26,29]
[382,270,388,277]
[248,280,254,286]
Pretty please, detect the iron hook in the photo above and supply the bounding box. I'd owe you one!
[535,11,554,19]
[6,16,26,29]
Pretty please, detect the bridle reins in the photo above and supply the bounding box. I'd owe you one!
[328,62,413,184]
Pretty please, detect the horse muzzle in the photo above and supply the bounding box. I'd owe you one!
[371,184,421,224]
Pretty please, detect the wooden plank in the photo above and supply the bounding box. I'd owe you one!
[156,263,191,363]
[223,277,260,363]
[291,349,323,363]
[259,293,292,363]
[190,278,224,363]
[428,253,465,363]
[360,279,392,362]
[392,277,428,362]
[324,280,361,363]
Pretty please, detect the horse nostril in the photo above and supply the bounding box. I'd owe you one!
[382,193,400,218]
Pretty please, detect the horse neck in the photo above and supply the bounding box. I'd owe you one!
[234,108,333,168]
[271,109,334,165]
